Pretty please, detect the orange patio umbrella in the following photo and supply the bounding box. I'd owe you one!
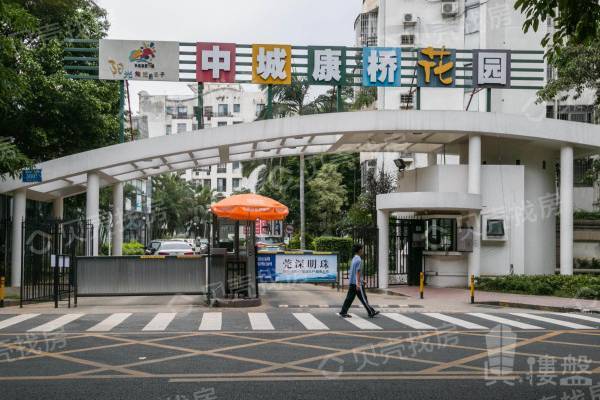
[210,193,289,221]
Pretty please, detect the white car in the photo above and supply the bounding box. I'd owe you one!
[153,241,195,256]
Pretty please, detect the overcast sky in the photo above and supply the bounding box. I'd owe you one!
[95,0,362,112]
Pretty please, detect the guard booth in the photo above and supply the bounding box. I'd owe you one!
[210,194,289,300]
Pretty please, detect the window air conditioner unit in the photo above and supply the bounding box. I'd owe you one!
[441,0,458,17]
[403,13,417,27]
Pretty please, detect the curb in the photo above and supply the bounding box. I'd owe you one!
[212,298,262,308]
[475,301,600,314]
[365,288,409,297]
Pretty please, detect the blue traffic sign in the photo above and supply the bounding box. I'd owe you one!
[22,169,42,183]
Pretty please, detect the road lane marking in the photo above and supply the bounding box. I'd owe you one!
[382,313,436,330]
[248,313,274,330]
[28,314,84,332]
[292,313,329,330]
[555,313,600,325]
[511,313,595,330]
[142,313,177,331]
[199,312,222,331]
[0,314,40,330]
[87,313,132,332]
[467,313,543,330]
[424,313,487,330]
[346,314,382,330]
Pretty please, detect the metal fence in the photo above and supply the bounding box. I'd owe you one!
[339,226,379,290]
[20,219,92,307]
[389,217,425,286]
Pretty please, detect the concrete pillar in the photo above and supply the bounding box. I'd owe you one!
[427,152,437,167]
[560,145,574,275]
[86,172,100,256]
[52,197,63,219]
[112,182,124,256]
[467,135,481,285]
[10,188,26,287]
[377,209,389,289]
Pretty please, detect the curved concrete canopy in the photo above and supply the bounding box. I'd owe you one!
[376,192,482,212]
[2,110,599,201]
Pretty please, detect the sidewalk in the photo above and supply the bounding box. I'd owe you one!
[383,286,600,313]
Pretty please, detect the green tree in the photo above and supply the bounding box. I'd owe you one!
[0,137,33,178]
[308,163,346,234]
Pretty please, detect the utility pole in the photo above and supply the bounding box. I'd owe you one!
[300,154,305,249]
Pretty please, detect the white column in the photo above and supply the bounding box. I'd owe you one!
[10,188,26,287]
[560,145,574,275]
[86,172,100,256]
[52,197,63,219]
[377,209,389,289]
[427,152,437,167]
[112,182,124,256]
[299,155,305,249]
[467,135,481,285]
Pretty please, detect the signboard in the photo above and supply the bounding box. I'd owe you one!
[22,169,42,183]
[308,46,346,85]
[362,47,401,87]
[285,224,294,235]
[417,47,456,87]
[196,42,236,83]
[251,44,292,85]
[472,50,511,88]
[257,252,338,283]
[99,39,179,81]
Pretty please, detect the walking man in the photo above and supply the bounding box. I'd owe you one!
[339,244,379,318]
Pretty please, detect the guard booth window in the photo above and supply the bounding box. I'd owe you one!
[426,218,457,252]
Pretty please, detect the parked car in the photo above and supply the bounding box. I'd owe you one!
[255,235,286,251]
[151,241,195,256]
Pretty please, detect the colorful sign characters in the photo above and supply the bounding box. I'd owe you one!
[99,39,179,81]
[251,44,292,85]
[308,46,347,85]
[472,50,511,88]
[257,253,338,283]
[362,47,401,87]
[196,42,236,83]
[417,47,456,87]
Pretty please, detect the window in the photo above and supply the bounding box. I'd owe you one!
[486,220,505,237]
[256,103,265,117]
[218,104,229,116]
[233,103,241,113]
[401,34,415,45]
[546,105,555,119]
[217,163,227,173]
[177,123,187,133]
[232,161,240,170]
[217,178,227,192]
[177,105,187,119]
[575,158,593,187]
[204,106,213,120]
[400,94,413,109]
[203,179,212,188]
[218,121,227,127]
[233,121,243,125]
[232,178,241,190]
[426,218,457,252]
[165,125,172,135]
[166,106,175,116]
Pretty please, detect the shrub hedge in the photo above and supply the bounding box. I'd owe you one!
[123,241,145,255]
[313,236,353,262]
[476,275,600,299]
[288,233,315,250]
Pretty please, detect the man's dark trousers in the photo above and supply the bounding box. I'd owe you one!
[341,284,375,315]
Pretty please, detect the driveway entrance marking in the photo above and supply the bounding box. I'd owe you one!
[292,313,329,330]
[346,314,382,330]
[143,313,177,331]
[511,313,595,330]
[87,313,132,332]
[28,314,84,332]
[0,314,40,330]
[555,313,600,325]
[382,313,436,330]
[467,313,543,330]
[248,313,274,330]
[199,312,222,331]
[424,313,487,330]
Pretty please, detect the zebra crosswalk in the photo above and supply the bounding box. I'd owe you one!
[0,311,597,333]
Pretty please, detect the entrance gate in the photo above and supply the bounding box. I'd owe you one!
[389,217,425,286]
[338,227,378,289]
[21,219,92,307]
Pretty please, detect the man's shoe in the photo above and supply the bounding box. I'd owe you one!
[338,313,352,318]
[368,310,380,318]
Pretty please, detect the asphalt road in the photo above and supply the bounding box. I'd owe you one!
[0,310,599,399]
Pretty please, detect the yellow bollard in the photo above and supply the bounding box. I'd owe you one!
[470,274,475,304]
[419,272,424,299]
[0,276,5,308]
